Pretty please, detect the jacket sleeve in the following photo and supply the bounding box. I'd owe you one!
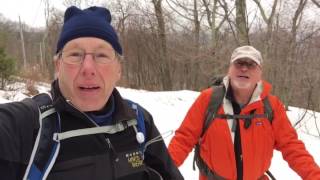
[272,96,320,179]
[168,88,212,167]
[0,98,39,179]
[142,108,184,180]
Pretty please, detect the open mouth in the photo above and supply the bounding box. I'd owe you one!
[79,86,100,91]
[237,75,249,79]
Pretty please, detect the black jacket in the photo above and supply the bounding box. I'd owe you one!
[0,81,183,180]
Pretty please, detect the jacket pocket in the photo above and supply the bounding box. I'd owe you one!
[252,118,275,170]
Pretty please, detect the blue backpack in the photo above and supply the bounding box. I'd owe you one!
[23,93,146,180]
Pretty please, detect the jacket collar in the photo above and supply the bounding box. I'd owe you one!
[222,76,272,105]
[50,80,136,124]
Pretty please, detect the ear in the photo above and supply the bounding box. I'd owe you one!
[54,56,61,78]
[116,62,122,80]
[227,65,232,75]
[258,67,263,80]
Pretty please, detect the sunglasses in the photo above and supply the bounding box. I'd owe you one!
[233,60,258,69]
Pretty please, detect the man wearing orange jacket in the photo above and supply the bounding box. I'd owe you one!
[168,45,320,180]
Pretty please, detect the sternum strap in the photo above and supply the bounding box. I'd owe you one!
[53,119,137,141]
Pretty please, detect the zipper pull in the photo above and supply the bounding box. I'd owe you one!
[106,138,119,162]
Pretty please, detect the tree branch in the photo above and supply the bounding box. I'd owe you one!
[202,0,212,27]
[311,0,320,8]
[268,0,278,25]
[252,0,268,23]
[165,0,194,21]
[218,0,238,43]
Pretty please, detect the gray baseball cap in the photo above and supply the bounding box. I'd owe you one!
[230,45,263,66]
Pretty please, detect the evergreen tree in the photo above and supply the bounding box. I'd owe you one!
[0,48,15,89]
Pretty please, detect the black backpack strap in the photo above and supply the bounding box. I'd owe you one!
[265,170,276,180]
[201,85,226,137]
[23,93,61,180]
[216,112,267,130]
[214,96,274,129]
[262,96,273,123]
[193,86,226,178]
[215,113,266,120]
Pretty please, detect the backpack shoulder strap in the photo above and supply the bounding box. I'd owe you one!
[23,93,61,180]
[192,85,226,175]
[201,85,226,137]
[126,99,146,144]
[262,96,273,123]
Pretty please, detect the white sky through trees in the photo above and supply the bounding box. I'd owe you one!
[0,0,64,28]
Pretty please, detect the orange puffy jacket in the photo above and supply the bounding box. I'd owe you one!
[168,80,320,180]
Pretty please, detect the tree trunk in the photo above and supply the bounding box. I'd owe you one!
[191,0,200,88]
[152,0,172,90]
[235,0,249,45]
[211,0,218,48]
[193,0,200,54]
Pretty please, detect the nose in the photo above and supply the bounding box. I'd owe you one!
[80,54,97,76]
[239,64,249,71]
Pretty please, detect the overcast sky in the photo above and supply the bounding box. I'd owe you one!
[1,0,319,29]
[0,0,65,28]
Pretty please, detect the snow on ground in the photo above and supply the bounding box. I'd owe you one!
[1,82,320,179]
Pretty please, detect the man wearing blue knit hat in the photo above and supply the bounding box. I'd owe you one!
[0,6,183,180]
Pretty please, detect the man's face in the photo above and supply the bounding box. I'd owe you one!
[55,37,121,112]
[228,58,262,91]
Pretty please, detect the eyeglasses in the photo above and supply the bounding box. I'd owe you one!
[233,60,258,69]
[59,49,117,65]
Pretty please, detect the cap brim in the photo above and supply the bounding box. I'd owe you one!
[231,55,261,65]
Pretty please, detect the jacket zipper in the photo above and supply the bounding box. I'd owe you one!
[65,100,119,179]
[65,100,116,153]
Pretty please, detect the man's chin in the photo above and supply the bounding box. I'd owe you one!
[72,101,105,112]
[231,81,253,90]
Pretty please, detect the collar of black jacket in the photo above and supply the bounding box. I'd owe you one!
[50,79,136,124]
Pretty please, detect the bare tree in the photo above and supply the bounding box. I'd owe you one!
[18,16,27,69]
[193,0,200,54]
[218,0,238,44]
[165,0,201,52]
[202,0,229,48]
[112,0,132,84]
[63,0,83,7]
[311,0,320,8]
[152,0,172,90]
[285,0,308,106]
[235,0,249,45]
[63,0,98,8]
[291,0,308,42]
[46,8,64,79]
[42,0,51,75]
[252,0,279,53]
[219,0,249,45]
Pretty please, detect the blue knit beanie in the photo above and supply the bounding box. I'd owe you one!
[56,6,122,55]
